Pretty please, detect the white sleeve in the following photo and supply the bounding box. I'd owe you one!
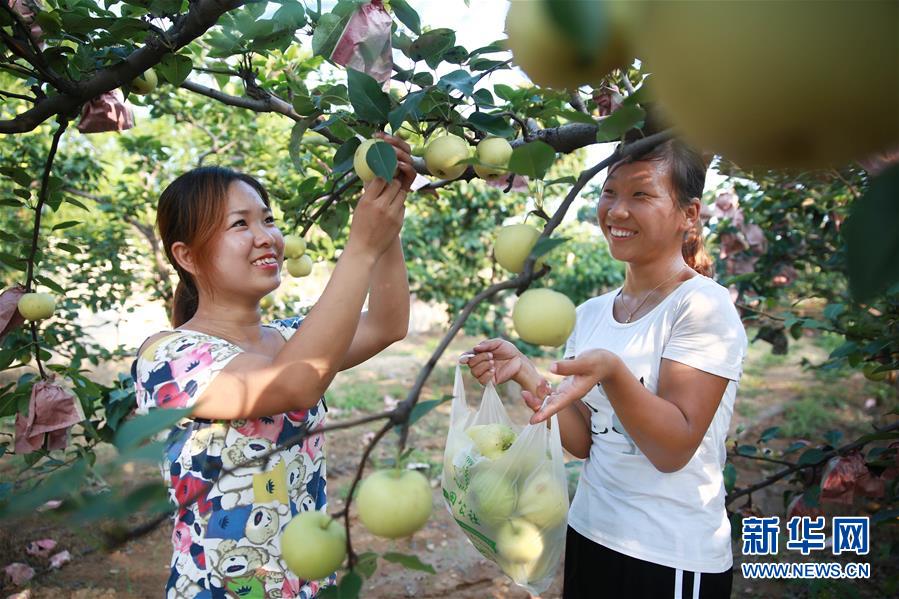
[661,285,747,381]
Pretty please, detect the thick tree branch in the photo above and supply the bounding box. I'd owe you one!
[0,0,246,134]
[181,79,300,120]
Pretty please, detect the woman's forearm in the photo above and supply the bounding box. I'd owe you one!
[271,245,377,394]
[365,235,410,341]
[599,356,693,472]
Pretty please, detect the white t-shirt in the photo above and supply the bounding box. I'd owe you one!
[565,274,748,573]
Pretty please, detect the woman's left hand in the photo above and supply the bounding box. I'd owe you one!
[373,132,417,191]
[527,349,617,424]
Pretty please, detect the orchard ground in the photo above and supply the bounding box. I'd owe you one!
[2,327,896,598]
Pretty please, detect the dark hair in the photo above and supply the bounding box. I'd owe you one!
[156,166,270,327]
[611,138,714,277]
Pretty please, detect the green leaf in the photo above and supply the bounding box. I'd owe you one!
[595,105,646,142]
[347,69,390,124]
[469,58,506,72]
[382,552,436,574]
[34,275,65,295]
[320,201,350,240]
[51,220,80,231]
[737,444,757,456]
[824,430,843,447]
[317,586,339,599]
[272,1,306,29]
[407,395,451,427]
[312,12,347,58]
[872,508,899,525]
[508,141,555,180]
[544,176,577,187]
[723,462,737,494]
[333,138,361,174]
[157,53,193,86]
[337,571,363,598]
[532,236,567,259]
[845,163,899,301]
[493,84,516,101]
[114,408,192,452]
[407,28,455,63]
[557,109,598,126]
[289,119,310,173]
[366,141,397,183]
[621,84,652,108]
[823,303,845,321]
[436,69,478,97]
[759,426,780,443]
[388,90,425,133]
[391,0,420,34]
[466,112,514,138]
[798,448,827,466]
[802,484,821,508]
[472,89,495,107]
[355,551,378,579]
[0,459,87,519]
[829,341,858,359]
[783,441,806,455]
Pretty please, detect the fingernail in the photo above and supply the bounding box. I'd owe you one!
[549,363,558,373]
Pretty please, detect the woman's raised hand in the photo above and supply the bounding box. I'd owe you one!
[460,338,525,386]
[373,132,417,191]
[347,178,407,258]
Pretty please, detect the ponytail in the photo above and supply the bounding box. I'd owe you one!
[171,276,199,328]
[682,220,714,277]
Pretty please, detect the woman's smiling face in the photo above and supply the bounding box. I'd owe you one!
[597,159,692,265]
[206,180,285,300]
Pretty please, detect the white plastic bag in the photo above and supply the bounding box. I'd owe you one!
[442,365,568,595]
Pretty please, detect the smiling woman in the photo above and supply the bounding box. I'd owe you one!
[462,137,748,598]
[130,134,417,598]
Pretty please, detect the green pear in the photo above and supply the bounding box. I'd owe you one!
[424,134,470,180]
[467,423,516,460]
[496,517,543,563]
[517,468,568,528]
[469,467,517,522]
[513,288,576,346]
[474,137,513,181]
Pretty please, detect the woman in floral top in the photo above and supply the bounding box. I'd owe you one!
[133,133,416,598]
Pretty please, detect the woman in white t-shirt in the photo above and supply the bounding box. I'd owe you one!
[462,138,747,598]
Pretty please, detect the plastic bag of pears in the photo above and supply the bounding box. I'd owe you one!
[441,365,568,595]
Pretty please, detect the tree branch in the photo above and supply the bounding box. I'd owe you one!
[180,78,301,121]
[725,421,899,505]
[0,0,247,134]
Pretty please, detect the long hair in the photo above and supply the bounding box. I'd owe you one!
[156,167,270,327]
[614,138,714,277]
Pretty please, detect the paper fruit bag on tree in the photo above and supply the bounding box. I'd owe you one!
[442,365,568,595]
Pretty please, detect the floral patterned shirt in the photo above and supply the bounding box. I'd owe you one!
[131,317,330,598]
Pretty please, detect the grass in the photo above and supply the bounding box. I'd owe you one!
[780,396,841,438]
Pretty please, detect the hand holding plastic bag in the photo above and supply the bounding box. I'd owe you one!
[442,365,568,595]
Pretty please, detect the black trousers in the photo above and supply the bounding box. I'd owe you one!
[563,526,733,599]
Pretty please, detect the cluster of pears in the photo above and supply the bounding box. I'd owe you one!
[492,223,576,347]
[283,234,312,278]
[460,423,568,583]
[504,0,898,169]
[354,134,514,184]
[280,467,432,582]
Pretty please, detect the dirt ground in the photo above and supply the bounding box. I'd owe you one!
[2,331,896,598]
